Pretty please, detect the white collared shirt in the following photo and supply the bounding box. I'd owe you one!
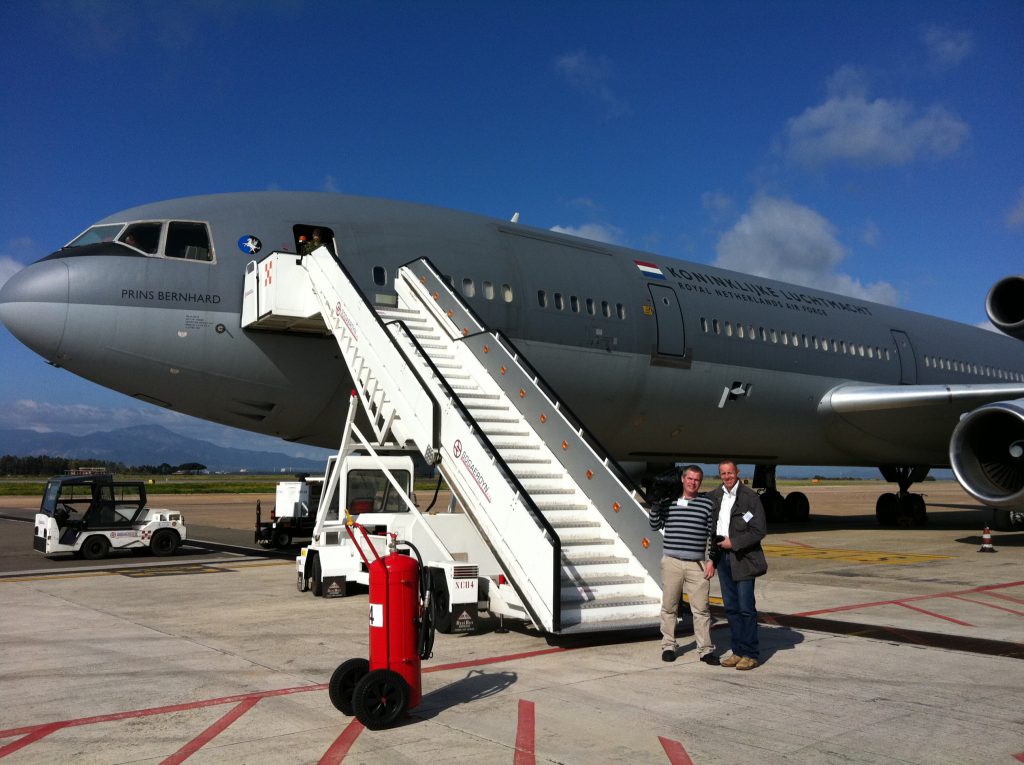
[717,483,738,537]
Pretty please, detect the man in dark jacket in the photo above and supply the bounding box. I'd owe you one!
[707,460,768,670]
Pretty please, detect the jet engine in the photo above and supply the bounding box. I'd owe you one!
[985,275,1024,340]
[950,399,1024,529]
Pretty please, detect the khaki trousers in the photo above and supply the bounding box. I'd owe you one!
[660,556,712,655]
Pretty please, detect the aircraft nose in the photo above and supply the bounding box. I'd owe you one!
[0,257,70,362]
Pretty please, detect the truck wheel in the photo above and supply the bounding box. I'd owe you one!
[430,568,454,634]
[273,529,292,549]
[150,529,179,557]
[329,658,369,715]
[312,555,323,597]
[80,536,110,561]
[352,669,409,730]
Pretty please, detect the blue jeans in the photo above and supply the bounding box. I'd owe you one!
[717,553,759,660]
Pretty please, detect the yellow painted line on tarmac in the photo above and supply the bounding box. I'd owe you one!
[2,571,120,583]
[763,544,951,564]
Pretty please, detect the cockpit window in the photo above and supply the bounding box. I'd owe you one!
[166,221,213,261]
[66,224,125,248]
[118,222,162,254]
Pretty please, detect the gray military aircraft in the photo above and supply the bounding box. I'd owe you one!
[1,192,1022,528]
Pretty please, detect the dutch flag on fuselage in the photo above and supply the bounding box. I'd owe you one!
[634,260,665,280]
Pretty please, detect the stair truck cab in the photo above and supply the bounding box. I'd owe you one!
[33,474,186,559]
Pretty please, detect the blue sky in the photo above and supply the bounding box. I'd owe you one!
[1,0,1022,459]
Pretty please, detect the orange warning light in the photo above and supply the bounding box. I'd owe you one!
[539,414,547,423]
[586,470,593,480]
[500,366,507,375]
[642,537,650,549]
[613,502,621,512]
[433,291,439,300]
[463,328,469,336]
[561,440,568,450]
[484,345,490,353]
[447,309,454,318]
[520,389,526,398]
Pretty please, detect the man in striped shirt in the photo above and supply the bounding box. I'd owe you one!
[649,465,720,664]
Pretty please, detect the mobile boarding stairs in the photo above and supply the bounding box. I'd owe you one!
[241,247,666,635]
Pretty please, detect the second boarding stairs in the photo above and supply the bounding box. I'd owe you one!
[242,248,666,634]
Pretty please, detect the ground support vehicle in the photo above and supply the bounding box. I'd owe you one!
[255,475,325,549]
[33,474,186,560]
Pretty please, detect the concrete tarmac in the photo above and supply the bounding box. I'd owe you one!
[1,483,1022,764]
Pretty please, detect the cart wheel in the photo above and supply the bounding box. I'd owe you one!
[352,669,409,730]
[296,571,309,592]
[150,529,179,557]
[312,556,323,597]
[329,658,369,715]
[80,535,110,561]
[273,529,292,549]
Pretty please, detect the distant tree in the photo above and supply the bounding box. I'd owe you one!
[177,462,207,472]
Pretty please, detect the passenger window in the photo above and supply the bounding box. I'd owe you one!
[616,303,626,320]
[502,284,513,303]
[586,298,595,315]
[463,278,476,298]
[373,266,387,286]
[538,290,547,308]
[570,295,580,313]
[555,293,564,310]
[165,222,212,261]
[118,222,162,254]
[483,281,495,300]
[602,301,611,318]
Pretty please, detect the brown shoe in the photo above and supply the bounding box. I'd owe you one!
[735,657,760,670]
[720,654,742,667]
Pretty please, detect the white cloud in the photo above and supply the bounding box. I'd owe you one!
[555,50,629,117]
[922,25,974,70]
[713,195,899,305]
[323,175,339,194]
[701,191,735,222]
[861,220,881,247]
[1007,187,1024,230]
[785,67,969,166]
[549,223,624,245]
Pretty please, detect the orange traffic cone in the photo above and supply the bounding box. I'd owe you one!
[978,526,997,553]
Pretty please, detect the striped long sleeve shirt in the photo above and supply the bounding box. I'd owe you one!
[649,494,715,561]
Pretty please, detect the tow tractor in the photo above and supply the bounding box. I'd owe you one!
[33,474,186,560]
[255,473,326,549]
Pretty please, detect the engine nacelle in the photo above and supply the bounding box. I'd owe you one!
[950,399,1024,508]
[985,275,1024,340]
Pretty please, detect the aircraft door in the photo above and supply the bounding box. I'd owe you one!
[890,330,918,384]
[647,284,686,357]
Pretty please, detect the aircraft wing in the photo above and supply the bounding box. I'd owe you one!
[820,383,1024,414]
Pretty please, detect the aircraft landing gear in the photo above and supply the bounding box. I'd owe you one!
[753,465,810,523]
[876,466,929,527]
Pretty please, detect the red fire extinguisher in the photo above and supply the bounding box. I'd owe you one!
[328,515,435,729]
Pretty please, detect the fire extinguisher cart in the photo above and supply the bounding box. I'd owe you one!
[329,514,435,729]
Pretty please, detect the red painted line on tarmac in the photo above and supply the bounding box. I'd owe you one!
[785,539,814,548]
[318,718,365,764]
[659,736,695,765]
[1013,751,1024,763]
[950,595,1024,617]
[513,699,536,765]
[987,591,1024,605]
[794,580,1024,619]
[895,601,973,627]
[160,696,261,765]
[0,723,65,759]
[424,646,567,674]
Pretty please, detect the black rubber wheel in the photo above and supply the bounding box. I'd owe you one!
[150,529,179,557]
[352,669,409,730]
[875,493,899,526]
[329,658,369,715]
[273,529,292,549]
[80,535,109,561]
[430,568,453,634]
[784,491,810,523]
[905,494,927,526]
[312,555,323,597]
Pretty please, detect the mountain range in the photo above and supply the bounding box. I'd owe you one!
[0,425,328,473]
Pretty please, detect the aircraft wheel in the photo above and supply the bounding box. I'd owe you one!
[312,555,323,597]
[992,508,1024,531]
[784,491,810,523]
[329,658,369,715]
[150,529,179,556]
[273,529,292,549]
[352,669,409,730]
[875,493,899,526]
[905,494,927,526]
[80,535,110,561]
[760,490,785,522]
